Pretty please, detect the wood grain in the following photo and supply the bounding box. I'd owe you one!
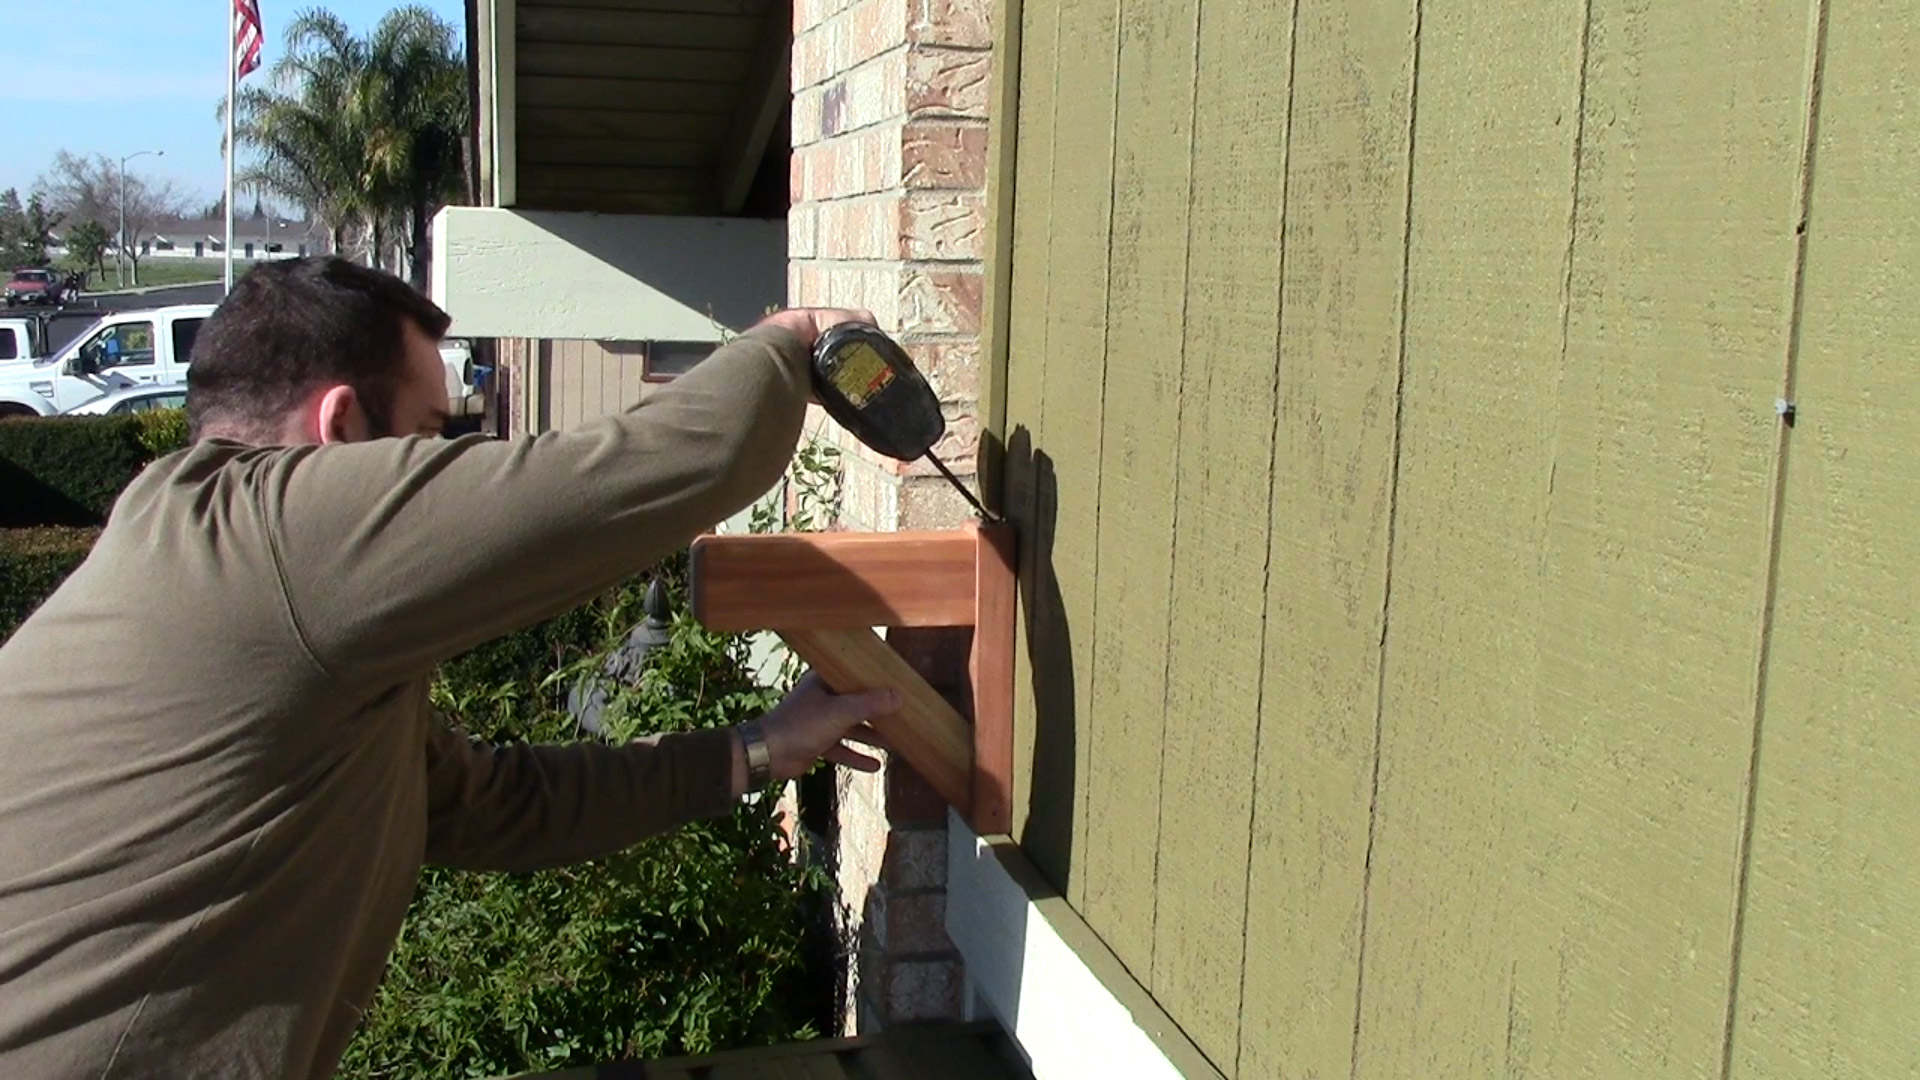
[1078,0,1199,989]
[779,627,975,816]
[1731,2,1920,1075]
[969,522,1018,836]
[1149,0,1292,1066]
[689,531,978,632]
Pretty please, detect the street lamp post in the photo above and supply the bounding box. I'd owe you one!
[116,149,164,290]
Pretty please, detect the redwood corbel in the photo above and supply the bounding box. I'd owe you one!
[688,521,1016,834]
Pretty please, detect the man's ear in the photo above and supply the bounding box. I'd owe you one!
[313,384,365,444]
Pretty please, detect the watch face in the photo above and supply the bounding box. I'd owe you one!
[826,339,897,407]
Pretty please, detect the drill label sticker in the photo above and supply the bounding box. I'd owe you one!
[829,341,896,407]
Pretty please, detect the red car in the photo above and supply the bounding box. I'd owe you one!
[4,268,66,308]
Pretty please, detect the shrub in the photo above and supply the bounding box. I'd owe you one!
[0,526,100,641]
[337,570,821,1079]
[134,407,190,458]
[0,414,153,526]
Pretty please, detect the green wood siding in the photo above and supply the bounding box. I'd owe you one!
[996,0,1916,1075]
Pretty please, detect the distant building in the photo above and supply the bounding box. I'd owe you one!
[142,216,320,261]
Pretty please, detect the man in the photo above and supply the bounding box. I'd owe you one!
[0,257,894,1078]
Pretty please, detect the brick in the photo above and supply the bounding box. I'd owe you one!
[796,262,830,306]
[900,190,985,261]
[789,202,818,259]
[899,268,982,335]
[850,0,909,69]
[878,954,963,1022]
[817,195,898,260]
[902,121,989,189]
[907,0,993,47]
[822,52,909,139]
[881,826,949,890]
[794,25,830,89]
[907,48,992,119]
[871,887,952,953]
[884,757,949,825]
[900,470,981,528]
[906,340,982,403]
[787,262,803,306]
[794,85,825,146]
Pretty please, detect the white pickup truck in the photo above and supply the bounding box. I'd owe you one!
[0,315,49,366]
[0,304,480,420]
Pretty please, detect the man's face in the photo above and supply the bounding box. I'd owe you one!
[387,319,453,439]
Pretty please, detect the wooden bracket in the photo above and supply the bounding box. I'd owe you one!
[689,521,1016,834]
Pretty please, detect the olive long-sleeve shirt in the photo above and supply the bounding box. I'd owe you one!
[0,324,812,1080]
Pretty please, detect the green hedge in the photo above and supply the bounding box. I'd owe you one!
[0,409,191,527]
[339,570,821,1079]
[0,526,100,640]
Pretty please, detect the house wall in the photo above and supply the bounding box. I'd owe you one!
[998,0,1920,1078]
[431,208,785,342]
[787,0,996,1038]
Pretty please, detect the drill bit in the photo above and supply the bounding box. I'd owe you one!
[924,449,1002,524]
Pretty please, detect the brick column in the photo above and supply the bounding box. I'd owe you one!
[786,0,993,1036]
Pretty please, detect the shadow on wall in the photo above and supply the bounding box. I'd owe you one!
[1001,426,1076,894]
[522,211,786,333]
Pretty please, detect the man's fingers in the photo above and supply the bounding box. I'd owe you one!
[830,688,901,726]
[844,723,886,748]
[824,743,882,772]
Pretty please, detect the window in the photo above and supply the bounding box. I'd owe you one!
[109,392,186,416]
[80,321,157,371]
[0,329,16,361]
[172,318,204,365]
[643,341,716,382]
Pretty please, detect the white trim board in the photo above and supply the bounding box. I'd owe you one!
[429,207,785,341]
[945,811,1224,1080]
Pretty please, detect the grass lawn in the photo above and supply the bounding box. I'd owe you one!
[56,257,223,291]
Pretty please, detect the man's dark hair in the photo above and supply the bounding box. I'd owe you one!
[186,257,452,442]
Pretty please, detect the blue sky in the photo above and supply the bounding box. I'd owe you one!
[0,0,467,207]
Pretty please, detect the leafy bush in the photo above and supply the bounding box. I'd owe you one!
[134,407,190,458]
[0,526,100,641]
[337,570,823,1079]
[0,414,153,526]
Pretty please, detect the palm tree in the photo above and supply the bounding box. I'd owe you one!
[359,6,469,287]
[225,6,467,286]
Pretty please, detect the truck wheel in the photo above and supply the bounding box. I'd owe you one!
[0,404,39,421]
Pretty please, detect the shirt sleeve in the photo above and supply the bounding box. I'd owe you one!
[259,324,812,685]
[421,712,739,872]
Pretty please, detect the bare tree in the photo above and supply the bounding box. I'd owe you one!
[35,151,193,286]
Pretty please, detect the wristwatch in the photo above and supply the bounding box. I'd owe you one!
[738,721,773,789]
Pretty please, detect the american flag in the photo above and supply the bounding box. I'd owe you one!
[233,0,264,80]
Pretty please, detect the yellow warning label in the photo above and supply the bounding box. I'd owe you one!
[829,341,896,407]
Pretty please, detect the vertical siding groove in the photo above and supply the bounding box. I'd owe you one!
[1719,1,1832,1075]
[1073,0,1123,913]
[1345,0,1426,1074]
[1144,0,1209,1007]
[1230,0,1305,1070]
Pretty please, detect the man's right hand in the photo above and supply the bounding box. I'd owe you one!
[754,307,878,350]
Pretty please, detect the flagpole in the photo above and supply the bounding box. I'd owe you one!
[223,5,238,296]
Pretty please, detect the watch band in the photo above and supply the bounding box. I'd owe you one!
[739,721,773,789]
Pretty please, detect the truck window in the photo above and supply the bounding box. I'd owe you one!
[171,318,204,365]
[0,328,16,361]
[80,321,158,371]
